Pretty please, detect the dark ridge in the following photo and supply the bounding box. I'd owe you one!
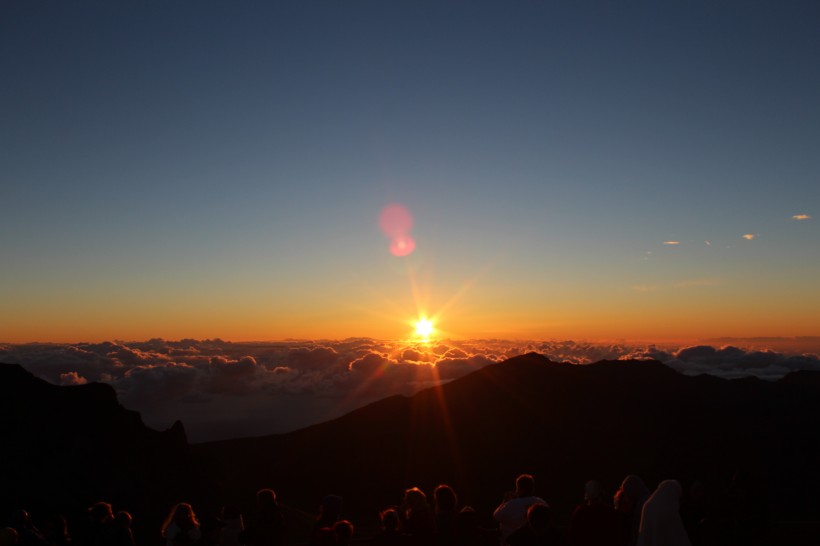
[0,362,193,539]
[5,355,820,541]
[193,354,820,525]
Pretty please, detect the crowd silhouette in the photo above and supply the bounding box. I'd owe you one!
[1,471,772,546]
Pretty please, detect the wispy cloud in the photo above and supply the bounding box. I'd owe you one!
[742,233,757,240]
[704,240,711,246]
[632,279,718,292]
[663,241,680,246]
[631,284,660,293]
[673,279,719,288]
[792,214,811,221]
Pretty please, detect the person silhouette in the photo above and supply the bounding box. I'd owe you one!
[112,512,135,546]
[219,505,244,546]
[494,475,546,545]
[614,475,650,546]
[433,485,458,546]
[637,480,691,546]
[332,521,353,546]
[399,488,434,544]
[41,514,70,546]
[567,480,620,546]
[507,503,564,546]
[0,527,18,546]
[162,503,202,546]
[370,508,408,546]
[84,502,115,546]
[9,510,47,546]
[242,490,283,546]
[312,495,343,545]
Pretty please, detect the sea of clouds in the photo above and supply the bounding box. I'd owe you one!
[2,339,818,442]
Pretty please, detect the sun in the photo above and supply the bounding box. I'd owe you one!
[414,318,435,340]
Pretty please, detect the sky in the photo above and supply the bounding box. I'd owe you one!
[2,1,819,344]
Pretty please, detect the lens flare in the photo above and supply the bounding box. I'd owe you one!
[379,204,414,238]
[389,235,416,257]
[379,203,417,257]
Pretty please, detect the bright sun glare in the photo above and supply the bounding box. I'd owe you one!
[414,318,435,340]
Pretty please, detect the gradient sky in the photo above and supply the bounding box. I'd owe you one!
[2,1,818,343]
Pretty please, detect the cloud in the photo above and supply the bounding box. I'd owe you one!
[792,214,811,221]
[672,279,718,288]
[435,355,495,380]
[632,285,659,293]
[348,352,391,375]
[742,234,757,240]
[59,372,88,385]
[4,337,819,441]
[620,344,820,380]
[663,241,680,246]
[286,346,342,371]
[632,279,717,292]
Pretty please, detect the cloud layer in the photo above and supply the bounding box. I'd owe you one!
[2,338,819,441]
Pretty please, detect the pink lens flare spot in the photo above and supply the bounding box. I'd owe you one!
[389,235,416,257]
[379,204,414,238]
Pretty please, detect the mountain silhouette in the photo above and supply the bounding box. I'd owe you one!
[0,362,191,534]
[194,353,820,524]
[4,353,820,539]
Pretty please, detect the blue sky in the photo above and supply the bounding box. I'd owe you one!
[2,1,818,342]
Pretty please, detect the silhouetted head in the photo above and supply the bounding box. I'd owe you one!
[616,474,650,513]
[380,509,399,532]
[257,489,278,509]
[319,495,343,521]
[88,502,114,523]
[621,475,649,500]
[526,503,552,531]
[41,514,68,542]
[584,480,604,504]
[162,502,199,536]
[456,507,479,534]
[516,474,535,497]
[649,480,683,511]
[333,520,353,545]
[115,512,132,529]
[175,503,196,523]
[0,527,18,546]
[403,487,429,512]
[434,484,458,512]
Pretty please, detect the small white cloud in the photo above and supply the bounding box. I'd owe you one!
[792,214,811,221]
[704,240,711,246]
[742,234,757,241]
[672,279,718,289]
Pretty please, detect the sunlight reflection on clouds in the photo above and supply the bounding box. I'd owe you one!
[2,338,819,441]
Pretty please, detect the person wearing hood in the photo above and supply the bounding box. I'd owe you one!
[636,480,691,546]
